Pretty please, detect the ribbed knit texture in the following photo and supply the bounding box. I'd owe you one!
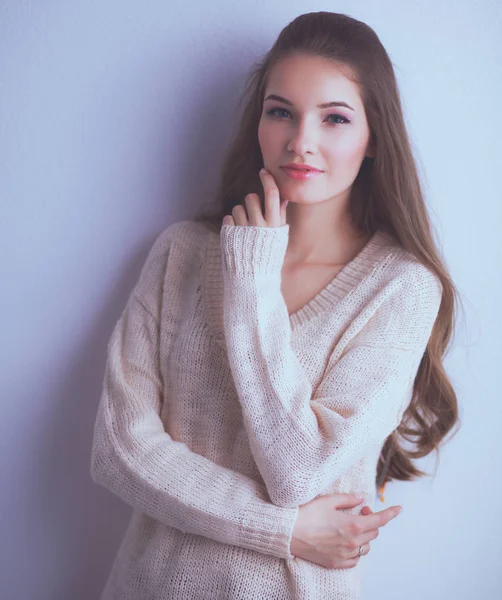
[90,219,442,599]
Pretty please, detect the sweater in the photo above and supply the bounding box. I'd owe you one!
[90,219,442,600]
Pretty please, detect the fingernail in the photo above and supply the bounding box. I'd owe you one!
[259,168,266,174]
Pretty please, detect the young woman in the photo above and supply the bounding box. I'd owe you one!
[90,11,460,599]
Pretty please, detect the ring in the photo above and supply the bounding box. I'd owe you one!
[358,546,364,558]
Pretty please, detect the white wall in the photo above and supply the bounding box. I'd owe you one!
[1,1,500,598]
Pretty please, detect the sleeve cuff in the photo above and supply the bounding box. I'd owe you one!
[220,224,290,276]
[239,495,299,561]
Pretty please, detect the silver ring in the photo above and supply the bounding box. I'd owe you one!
[358,545,364,557]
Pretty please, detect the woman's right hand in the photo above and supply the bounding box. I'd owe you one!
[290,493,402,569]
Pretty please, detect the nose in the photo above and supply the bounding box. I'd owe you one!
[286,118,317,156]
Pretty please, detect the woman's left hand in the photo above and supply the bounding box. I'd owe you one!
[222,168,289,228]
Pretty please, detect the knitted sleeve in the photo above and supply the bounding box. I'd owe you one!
[90,224,299,561]
[220,224,443,509]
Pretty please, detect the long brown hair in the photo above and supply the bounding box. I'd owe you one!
[194,11,462,493]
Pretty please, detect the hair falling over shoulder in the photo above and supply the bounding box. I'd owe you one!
[194,11,462,494]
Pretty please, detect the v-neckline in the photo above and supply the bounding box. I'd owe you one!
[285,230,395,327]
[201,225,398,351]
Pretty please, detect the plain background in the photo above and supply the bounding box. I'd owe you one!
[1,1,501,599]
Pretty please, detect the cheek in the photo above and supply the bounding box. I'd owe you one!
[328,134,369,168]
[258,120,279,155]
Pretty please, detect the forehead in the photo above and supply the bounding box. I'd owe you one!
[265,54,363,110]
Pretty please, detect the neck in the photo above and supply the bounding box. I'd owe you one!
[284,194,368,266]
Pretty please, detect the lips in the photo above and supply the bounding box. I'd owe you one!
[281,167,323,180]
[282,164,323,172]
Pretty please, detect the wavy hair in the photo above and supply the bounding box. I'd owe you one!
[194,11,462,495]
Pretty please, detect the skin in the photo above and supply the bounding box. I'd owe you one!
[258,52,375,267]
[222,53,402,568]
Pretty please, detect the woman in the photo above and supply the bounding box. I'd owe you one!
[90,11,460,599]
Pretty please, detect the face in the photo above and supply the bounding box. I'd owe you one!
[258,53,374,207]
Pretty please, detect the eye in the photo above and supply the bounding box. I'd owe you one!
[325,113,350,125]
[266,107,291,119]
[265,107,350,125]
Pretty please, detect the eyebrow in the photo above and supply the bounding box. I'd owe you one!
[264,93,355,112]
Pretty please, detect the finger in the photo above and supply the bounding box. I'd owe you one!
[331,494,365,509]
[244,193,267,227]
[354,543,370,559]
[354,527,379,546]
[222,215,234,226]
[259,168,282,226]
[333,558,359,570]
[231,204,248,226]
[335,543,371,569]
[280,197,289,225]
[376,505,402,522]
[356,505,402,531]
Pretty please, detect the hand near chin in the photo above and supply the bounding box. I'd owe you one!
[222,168,288,228]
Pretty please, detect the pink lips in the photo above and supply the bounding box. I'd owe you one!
[281,167,323,180]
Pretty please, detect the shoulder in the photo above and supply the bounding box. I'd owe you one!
[351,243,443,348]
[386,247,443,310]
[136,220,210,296]
[368,229,441,301]
[149,219,210,259]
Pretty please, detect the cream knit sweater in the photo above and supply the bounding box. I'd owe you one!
[90,219,442,599]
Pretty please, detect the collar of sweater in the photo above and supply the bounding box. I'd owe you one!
[202,226,399,351]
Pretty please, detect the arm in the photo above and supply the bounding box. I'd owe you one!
[220,224,443,509]
[90,223,299,561]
